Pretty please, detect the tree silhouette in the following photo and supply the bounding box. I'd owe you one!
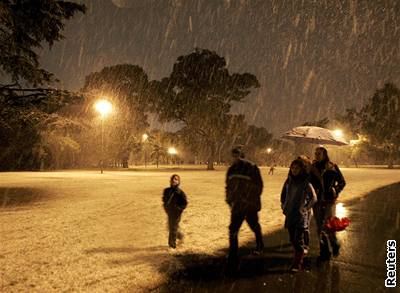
[151,49,260,170]
[82,64,151,167]
[359,83,400,168]
[0,1,85,170]
[341,83,400,168]
[0,0,85,85]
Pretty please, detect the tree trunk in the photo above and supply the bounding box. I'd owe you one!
[207,143,216,170]
[388,157,394,169]
[353,158,358,168]
[217,140,225,165]
[387,146,394,169]
[207,159,214,170]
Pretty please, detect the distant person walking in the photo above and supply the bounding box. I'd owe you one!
[281,159,317,272]
[313,147,346,261]
[162,174,188,249]
[268,164,276,175]
[226,148,264,266]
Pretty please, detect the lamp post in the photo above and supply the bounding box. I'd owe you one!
[142,133,149,168]
[266,147,272,165]
[95,99,112,174]
[168,147,177,165]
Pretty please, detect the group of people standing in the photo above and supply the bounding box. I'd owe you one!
[161,146,346,273]
[280,147,346,271]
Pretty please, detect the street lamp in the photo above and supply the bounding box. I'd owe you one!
[333,129,344,162]
[168,147,177,165]
[142,133,149,168]
[333,129,343,138]
[266,147,272,166]
[94,99,112,174]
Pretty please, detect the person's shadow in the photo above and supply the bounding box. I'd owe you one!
[0,187,49,209]
[158,227,303,284]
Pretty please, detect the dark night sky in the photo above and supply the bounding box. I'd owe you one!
[41,0,400,134]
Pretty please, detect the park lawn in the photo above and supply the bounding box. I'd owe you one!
[0,167,399,292]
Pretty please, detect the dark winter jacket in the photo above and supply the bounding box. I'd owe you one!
[225,159,263,212]
[308,165,323,192]
[162,186,187,214]
[281,175,317,229]
[313,160,346,202]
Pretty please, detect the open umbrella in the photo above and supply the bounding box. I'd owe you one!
[282,126,348,146]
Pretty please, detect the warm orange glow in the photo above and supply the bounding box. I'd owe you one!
[336,202,347,218]
[333,129,343,138]
[168,147,177,155]
[95,99,112,117]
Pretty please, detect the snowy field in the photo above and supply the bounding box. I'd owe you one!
[1,167,399,292]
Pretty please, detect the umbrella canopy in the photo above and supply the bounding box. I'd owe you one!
[282,126,348,146]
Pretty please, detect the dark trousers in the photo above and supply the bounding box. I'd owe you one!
[229,209,264,258]
[288,226,305,252]
[313,202,339,255]
[167,211,182,248]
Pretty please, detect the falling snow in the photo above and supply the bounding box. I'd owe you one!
[41,0,400,134]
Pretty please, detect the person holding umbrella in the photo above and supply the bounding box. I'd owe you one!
[313,147,346,261]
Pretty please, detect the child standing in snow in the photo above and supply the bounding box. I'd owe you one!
[162,174,188,249]
[281,159,317,272]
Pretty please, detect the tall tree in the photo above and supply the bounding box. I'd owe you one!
[82,64,151,167]
[340,83,400,168]
[241,125,273,162]
[0,1,85,170]
[0,87,83,170]
[0,0,85,85]
[359,83,400,168]
[151,49,260,170]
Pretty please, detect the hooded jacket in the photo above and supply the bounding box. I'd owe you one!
[281,174,317,228]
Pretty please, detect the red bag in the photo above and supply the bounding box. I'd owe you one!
[324,216,350,232]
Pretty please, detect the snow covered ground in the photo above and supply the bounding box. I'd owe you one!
[1,167,399,292]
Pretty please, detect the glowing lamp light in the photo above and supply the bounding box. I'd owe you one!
[95,99,112,117]
[168,147,177,155]
[333,129,343,138]
[335,202,347,218]
[142,133,149,142]
[267,148,272,154]
[94,99,112,174]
